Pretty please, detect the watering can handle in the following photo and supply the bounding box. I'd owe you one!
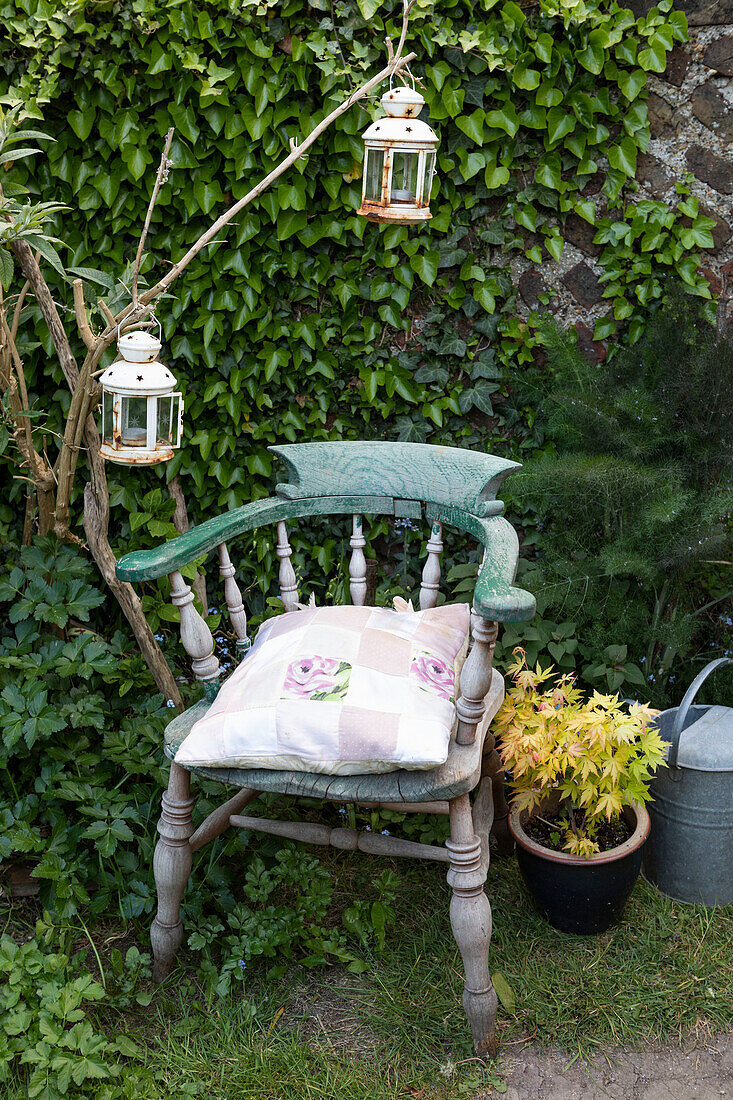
[669,657,733,769]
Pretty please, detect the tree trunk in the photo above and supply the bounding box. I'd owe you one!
[84,423,183,710]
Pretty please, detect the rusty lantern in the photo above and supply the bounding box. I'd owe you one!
[358,84,438,224]
[99,327,183,466]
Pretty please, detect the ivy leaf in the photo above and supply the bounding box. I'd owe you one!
[484,163,510,189]
[67,107,95,141]
[577,30,607,75]
[474,283,495,314]
[618,68,646,101]
[456,111,484,146]
[608,137,637,177]
[485,103,519,137]
[546,107,576,146]
[357,0,381,18]
[410,251,439,287]
[535,154,562,191]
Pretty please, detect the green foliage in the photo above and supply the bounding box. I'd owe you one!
[0,917,149,1099]
[0,537,172,917]
[0,105,66,288]
[0,0,697,536]
[508,292,733,705]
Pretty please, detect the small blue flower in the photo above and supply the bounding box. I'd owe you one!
[238,959,246,971]
[166,699,176,708]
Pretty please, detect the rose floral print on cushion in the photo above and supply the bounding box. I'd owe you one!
[410,652,455,702]
[175,602,471,775]
[282,657,352,701]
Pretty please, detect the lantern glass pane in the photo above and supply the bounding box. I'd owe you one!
[424,151,436,199]
[102,391,113,443]
[120,396,148,446]
[156,395,174,445]
[391,151,418,203]
[364,148,383,201]
[171,394,182,447]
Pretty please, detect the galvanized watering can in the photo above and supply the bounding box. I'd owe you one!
[642,657,733,906]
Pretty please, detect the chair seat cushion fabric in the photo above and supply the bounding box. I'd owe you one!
[174,602,470,774]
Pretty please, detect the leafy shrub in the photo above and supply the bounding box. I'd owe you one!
[496,648,668,856]
[0,916,149,1099]
[508,292,733,707]
[0,536,399,991]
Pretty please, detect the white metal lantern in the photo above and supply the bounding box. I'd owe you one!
[99,327,183,466]
[358,84,438,225]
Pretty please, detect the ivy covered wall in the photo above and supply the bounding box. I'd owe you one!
[0,0,707,538]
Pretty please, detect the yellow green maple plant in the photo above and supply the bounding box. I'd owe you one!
[495,648,669,857]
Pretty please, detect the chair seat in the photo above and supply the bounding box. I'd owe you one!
[164,668,504,803]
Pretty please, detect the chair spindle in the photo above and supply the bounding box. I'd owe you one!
[276,521,299,612]
[419,521,443,610]
[455,611,498,745]
[217,543,250,659]
[169,570,220,702]
[349,514,367,605]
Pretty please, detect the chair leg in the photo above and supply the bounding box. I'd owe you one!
[446,793,498,1058]
[151,762,194,983]
[483,733,515,857]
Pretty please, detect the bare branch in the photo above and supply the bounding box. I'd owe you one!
[1,313,33,452]
[73,279,95,348]
[98,299,117,328]
[132,127,175,309]
[9,240,79,391]
[10,279,30,344]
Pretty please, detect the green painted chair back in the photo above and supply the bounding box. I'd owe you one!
[116,441,535,703]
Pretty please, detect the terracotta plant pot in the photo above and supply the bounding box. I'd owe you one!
[508,802,651,935]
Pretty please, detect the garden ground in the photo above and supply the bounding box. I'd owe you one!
[7,847,730,1099]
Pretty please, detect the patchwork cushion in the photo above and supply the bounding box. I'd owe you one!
[174,602,470,774]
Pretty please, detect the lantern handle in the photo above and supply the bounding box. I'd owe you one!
[388,68,416,92]
[117,315,163,345]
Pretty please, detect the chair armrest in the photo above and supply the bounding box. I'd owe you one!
[474,562,535,623]
[115,497,298,583]
[115,493,395,583]
[427,505,535,623]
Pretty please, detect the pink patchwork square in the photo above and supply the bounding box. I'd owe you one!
[356,629,411,676]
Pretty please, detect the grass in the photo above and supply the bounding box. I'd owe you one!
[6,848,732,1099]
[110,853,733,1095]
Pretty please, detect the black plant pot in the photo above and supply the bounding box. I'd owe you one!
[508,802,651,935]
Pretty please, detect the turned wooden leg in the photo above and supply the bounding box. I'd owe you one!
[472,774,494,878]
[483,733,514,857]
[151,762,194,983]
[446,793,498,1058]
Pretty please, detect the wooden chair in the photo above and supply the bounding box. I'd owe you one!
[115,442,535,1056]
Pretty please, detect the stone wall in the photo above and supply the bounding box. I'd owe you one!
[510,0,733,358]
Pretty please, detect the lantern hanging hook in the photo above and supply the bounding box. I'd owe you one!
[117,315,163,345]
[388,68,416,92]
